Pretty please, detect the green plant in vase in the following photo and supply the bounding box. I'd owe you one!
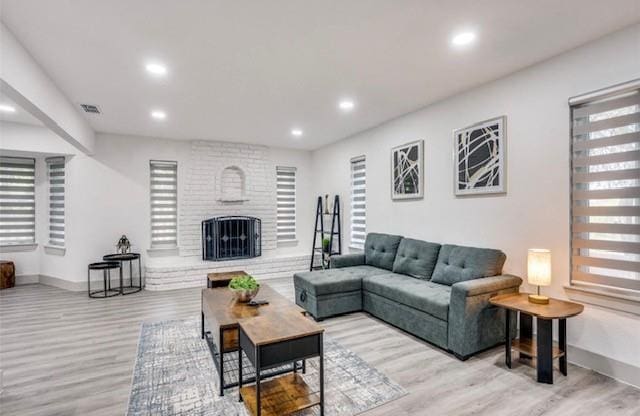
[322,238,331,253]
[228,275,260,302]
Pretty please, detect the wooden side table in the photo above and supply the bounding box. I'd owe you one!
[0,261,15,290]
[238,311,324,416]
[490,293,584,384]
[207,270,248,288]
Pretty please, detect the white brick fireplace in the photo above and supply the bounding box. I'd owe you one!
[146,140,309,290]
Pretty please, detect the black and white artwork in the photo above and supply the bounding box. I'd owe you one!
[391,140,423,200]
[454,116,506,196]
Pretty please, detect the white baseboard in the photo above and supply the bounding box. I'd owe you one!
[15,274,139,292]
[15,274,39,285]
[568,344,640,389]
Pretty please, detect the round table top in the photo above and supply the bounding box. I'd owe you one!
[89,261,120,270]
[103,252,140,261]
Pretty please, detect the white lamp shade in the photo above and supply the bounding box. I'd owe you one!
[527,249,551,287]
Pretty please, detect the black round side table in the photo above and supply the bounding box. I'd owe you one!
[88,262,121,298]
[103,253,142,295]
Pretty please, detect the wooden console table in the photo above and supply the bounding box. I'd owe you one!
[490,293,584,384]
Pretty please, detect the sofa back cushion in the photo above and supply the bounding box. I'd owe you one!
[392,238,441,279]
[430,244,506,286]
[364,233,403,271]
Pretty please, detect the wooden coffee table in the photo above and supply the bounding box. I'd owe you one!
[490,293,584,384]
[201,284,306,396]
[238,310,324,416]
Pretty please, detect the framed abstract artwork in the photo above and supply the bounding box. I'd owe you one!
[454,116,506,196]
[391,139,424,200]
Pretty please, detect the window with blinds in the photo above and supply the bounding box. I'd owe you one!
[276,166,296,242]
[46,157,66,247]
[150,160,178,248]
[0,157,36,246]
[350,156,366,250]
[570,82,640,292]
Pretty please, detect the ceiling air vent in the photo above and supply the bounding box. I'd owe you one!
[80,104,101,114]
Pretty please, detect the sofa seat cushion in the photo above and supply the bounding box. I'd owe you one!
[294,265,386,297]
[344,265,389,277]
[364,233,403,271]
[431,245,506,286]
[392,238,441,279]
[362,274,451,321]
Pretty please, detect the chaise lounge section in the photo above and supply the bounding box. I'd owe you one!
[294,233,522,359]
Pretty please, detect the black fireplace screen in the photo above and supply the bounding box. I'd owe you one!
[202,216,261,261]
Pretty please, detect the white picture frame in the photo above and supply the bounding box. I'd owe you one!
[453,116,507,196]
[391,139,424,200]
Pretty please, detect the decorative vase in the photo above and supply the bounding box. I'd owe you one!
[230,287,260,302]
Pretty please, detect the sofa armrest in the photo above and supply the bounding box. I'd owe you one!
[330,253,365,269]
[451,274,523,298]
[448,275,522,358]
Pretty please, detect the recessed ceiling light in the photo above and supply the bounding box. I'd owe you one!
[291,128,303,137]
[0,104,16,113]
[151,110,167,120]
[338,100,355,112]
[451,32,476,46]
[145,63,167,76]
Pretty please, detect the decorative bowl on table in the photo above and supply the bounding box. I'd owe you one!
[228,275,260,302]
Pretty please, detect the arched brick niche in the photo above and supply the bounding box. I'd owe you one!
[217,165,247,202]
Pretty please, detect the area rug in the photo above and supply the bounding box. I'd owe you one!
[127,318,406,416]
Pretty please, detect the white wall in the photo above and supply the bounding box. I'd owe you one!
[1,129,314,285]
[310,25,640,371]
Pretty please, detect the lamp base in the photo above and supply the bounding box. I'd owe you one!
[528,294,549,305]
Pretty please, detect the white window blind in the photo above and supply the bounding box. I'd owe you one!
[276,166,296,242]
[150,160,178,248]
[46,157,65,247]
[350,156,366,250]
[570,83,640,292]
[0,157,36,246]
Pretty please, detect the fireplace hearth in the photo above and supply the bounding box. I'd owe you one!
[202,216,261,261]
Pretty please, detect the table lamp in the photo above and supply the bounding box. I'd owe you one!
[527,249,551,304]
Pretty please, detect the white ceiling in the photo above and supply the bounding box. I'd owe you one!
[0,91,43,126]
[1,1,638,150]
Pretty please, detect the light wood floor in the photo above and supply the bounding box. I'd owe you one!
[1,279,639,416]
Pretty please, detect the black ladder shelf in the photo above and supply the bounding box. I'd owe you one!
[310,195,342,271]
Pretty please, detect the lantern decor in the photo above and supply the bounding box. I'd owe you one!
[116,235,131,254]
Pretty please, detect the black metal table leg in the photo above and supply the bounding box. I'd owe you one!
[238,345,243,402]
[537,318,554,384]
[138,257,143,288]
[119,261,124,294]
[103,270,108,297]
[201,311,205,339]
[219,329,225,397]
[256,346,261,416]
[319,332,324,416]
[559,318,567,376]
[505,308,511,368]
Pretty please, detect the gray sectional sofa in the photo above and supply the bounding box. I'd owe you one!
[294,233,522,359]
